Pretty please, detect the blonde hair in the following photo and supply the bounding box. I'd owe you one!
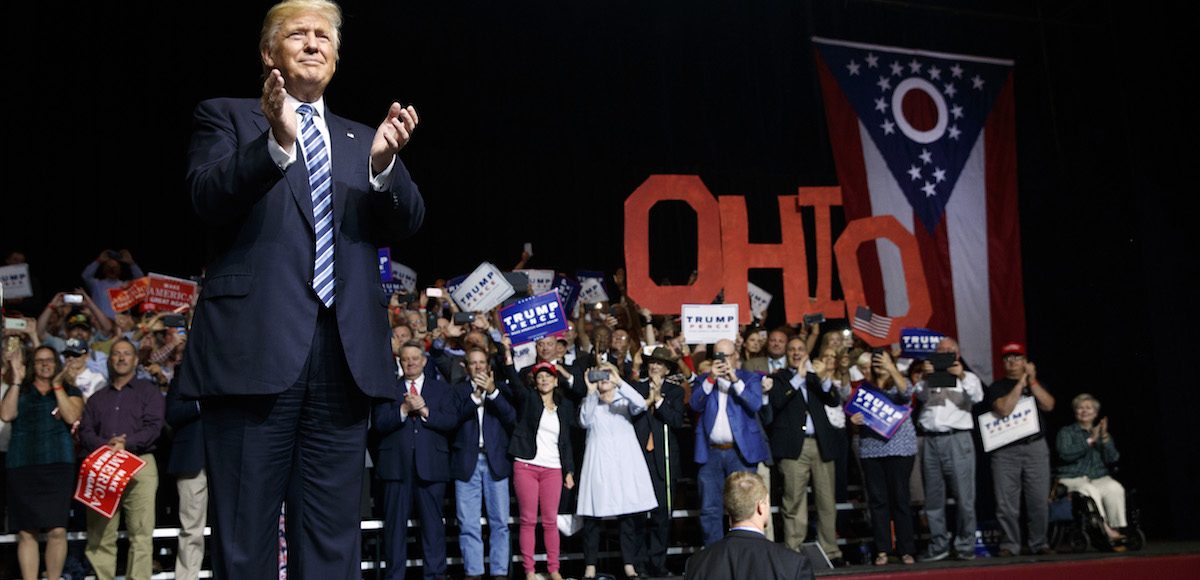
[260,0,343,61]
[1071,393,1100,412]
[724,471,767,522]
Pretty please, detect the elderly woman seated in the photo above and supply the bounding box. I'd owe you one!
[1056,393,1127,543]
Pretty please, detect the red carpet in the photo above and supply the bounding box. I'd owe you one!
[832,554,1200,580]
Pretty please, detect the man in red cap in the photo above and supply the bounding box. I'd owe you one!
[984,342,1056,556]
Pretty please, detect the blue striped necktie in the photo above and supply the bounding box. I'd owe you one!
[297,104,335,307]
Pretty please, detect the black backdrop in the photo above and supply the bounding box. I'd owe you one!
[5,1,1197,539]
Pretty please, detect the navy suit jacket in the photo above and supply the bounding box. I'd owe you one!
[373,374,457,482]
[449,380,517,481]
[180,98,424,400]
[689,368,770,465]
[165,373,205,475]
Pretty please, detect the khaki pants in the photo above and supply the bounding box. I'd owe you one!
[757,462,775,541]
[779,438,841,558]
[86,454,158,580]
[1059,475,1126,528]
[175,469,208,580]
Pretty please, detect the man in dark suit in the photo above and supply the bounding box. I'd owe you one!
[631,347,686,577]
[689,339,770,546]
[684,471,813,580]
[165,373,206,580]
[767,336,843,563]
[179,1,424,578]
[374,341,458,580]
[449,348,517,580]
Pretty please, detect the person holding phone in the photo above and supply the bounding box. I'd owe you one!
[848,349,917,566]
[576,361,657,579]
[2,345,84,580]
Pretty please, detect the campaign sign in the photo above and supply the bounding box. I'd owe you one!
[551,274,582,314]
[0,264,32,300]
[75,447,148,518]
[512,340,537,371]
[847,386,911,439]
[978,396,1040,452]
[450,262,514,313]
[900,327,947,359]
[378,248,392,282]
[142,274,199,312]
[576,271,610,304]
[747,282,772,320]
[517,269,556,295]
[500,292,568,345]
[108,277,151,313]
[681,303,739,344]
[382,261,418,295]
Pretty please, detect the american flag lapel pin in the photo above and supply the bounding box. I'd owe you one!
[346,129,355,139]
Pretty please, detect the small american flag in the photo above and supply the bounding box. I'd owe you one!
[852,306,893,339]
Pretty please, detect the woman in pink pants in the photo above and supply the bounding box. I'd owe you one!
[504,356,577,580]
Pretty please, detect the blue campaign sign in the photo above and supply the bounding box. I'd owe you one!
[551,274,581,313]
[847,386,912,439]
[900,327,946,359]
[378,248,392,282]
[500,291,568,345]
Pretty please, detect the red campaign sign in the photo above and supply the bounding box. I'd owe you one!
[74,447,147,518]
[107,277,151,313]
[105,274,198,313]
[142,273,198,312]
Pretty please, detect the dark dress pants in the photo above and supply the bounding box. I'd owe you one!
[202,307,370,579]
[582,514,645,568]
[382,475,447,580]
[643,471,672,574]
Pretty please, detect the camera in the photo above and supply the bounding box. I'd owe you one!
[803,313,826,325]
[587,369,610,383]
[4,317,28,331]
[64,294,84,304]
[712,352,727,362]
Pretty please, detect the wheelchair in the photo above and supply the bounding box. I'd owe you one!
[1048,481,1145,553]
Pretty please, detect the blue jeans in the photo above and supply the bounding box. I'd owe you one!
[697,446,755,545]
[456,453,511,576]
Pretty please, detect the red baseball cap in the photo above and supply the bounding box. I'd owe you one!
[1000,342,1026,357]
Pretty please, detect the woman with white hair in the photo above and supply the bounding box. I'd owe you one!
[1056,393,1127,543]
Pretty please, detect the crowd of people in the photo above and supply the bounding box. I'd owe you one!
[0,247,1137,580]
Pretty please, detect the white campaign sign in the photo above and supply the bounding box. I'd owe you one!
[389,262,418,294]
[450,262,514,313]
[0,264,32,299]
[978,396,1041,452]
[747,282,772,320]
[681,303,739,344]
[516,269,555,295]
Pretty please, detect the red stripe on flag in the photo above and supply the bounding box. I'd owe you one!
[985,73,1025,377]
[814,51,887,312]
[914,210,959,336]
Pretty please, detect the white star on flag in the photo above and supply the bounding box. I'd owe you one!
[908,58,922,73]
[907,165,922,180]
[948,125,961,140]
[933,168,946,183]
[951,104,964,119]
[922,181,937,197]
[847,60,860,75]
[972,74,985,89]
[950,63,963,78]
[881,119,896,135]
[919,149,933,164]
[944,83,958,98]
[865,53,878,68]
[874,97,889,112]
[890,61,904,76]
[877,76,892,91]
[928,65,942,80]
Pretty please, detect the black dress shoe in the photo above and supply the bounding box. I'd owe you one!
[829,557,850,568]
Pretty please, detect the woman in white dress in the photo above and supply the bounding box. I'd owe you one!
[576,361,658,579]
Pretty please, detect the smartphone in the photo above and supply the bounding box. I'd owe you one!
[928,352,957,372]
[524,242,533,256]
[161,314,186,328]
[64,294,84,304]
[453,312,475,325]
[4,317,27,331]
[642,345,656,356]
[426,287,443,298]
[712,351,727,363]
[803,312,826,325]
[587,369,610,382]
